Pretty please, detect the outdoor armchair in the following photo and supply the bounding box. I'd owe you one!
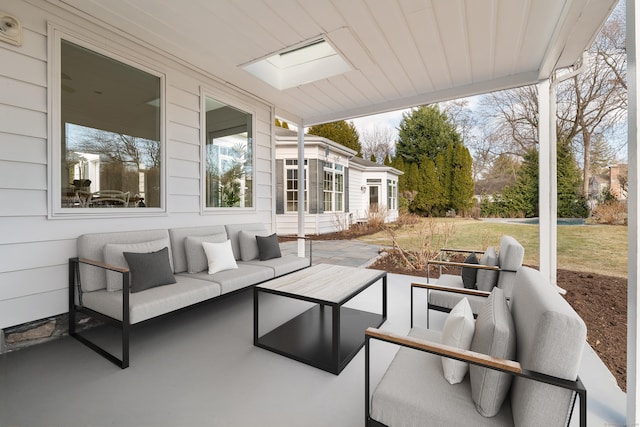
[365,266,587,427]
[422,235,524,326]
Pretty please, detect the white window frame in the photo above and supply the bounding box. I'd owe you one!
[323,162,344,213]
[200,87,257,213]
[285,159,308,213]
[48,25,167,218]
[388,179,398,210]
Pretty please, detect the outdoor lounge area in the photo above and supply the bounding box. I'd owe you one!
[3,0,640,425]
[1,263,626,426]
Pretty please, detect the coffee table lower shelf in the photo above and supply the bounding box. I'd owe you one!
[255,305,384,375]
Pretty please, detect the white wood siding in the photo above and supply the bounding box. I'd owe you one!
[0,0,275,328]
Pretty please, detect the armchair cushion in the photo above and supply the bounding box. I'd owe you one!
[476,247,499,292]
[469,287,516,417]
[441,298,475,384]
[370,327,514,427]
[461,252,479,289]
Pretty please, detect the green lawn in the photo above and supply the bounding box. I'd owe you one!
[357,218,628,278]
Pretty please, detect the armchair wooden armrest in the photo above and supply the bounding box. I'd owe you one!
[439,247,485,255]
[427,259,500,270]
[366,327,521,373]
[411,282,492,298]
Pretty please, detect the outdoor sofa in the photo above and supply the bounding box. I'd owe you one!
[68,223,311,368]
[366,266,587,427]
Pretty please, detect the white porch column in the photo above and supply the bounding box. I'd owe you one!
[627,0,639,423]
[297,126,306,257]
[538,78,558,286]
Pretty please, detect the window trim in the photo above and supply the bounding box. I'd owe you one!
[200,86,258,213]
[322,162,345,213]
[48,25,167,219]
[387,179,398,210]
[285,159,308,213]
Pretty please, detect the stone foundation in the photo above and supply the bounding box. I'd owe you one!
[2,313,103,353]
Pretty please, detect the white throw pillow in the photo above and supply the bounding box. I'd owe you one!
[202,240,238,275]
[441,297,475,384]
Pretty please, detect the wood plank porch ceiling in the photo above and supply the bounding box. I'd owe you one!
[55,0,617,125]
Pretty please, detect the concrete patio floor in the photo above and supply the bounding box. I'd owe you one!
[0,241,626,426]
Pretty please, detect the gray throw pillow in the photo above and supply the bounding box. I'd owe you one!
[461,252,479,289]
[475,246,499,292]
[123,247,177,293]
[256,233,282,261]
[469,287,516,417]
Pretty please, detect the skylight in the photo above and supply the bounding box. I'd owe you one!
[242,37,352,90]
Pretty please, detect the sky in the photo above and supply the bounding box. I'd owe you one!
[350,109,409,142]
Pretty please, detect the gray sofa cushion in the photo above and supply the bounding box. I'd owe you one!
[168,225,227,273]
[371,327,513,427]
[469,287,516,417]
[78,229,170,292]
[509,267,587,427]
[238,229,271,261]
[226,223,269,260]
[82,275,221,324]
[243,254,310,277]
[185,233,228,273]
[124,247,176,293]
[476,246,498,292]
[179,264,273,294]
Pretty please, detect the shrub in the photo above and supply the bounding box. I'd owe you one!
[590,200,627,225]
[383,217,456,271]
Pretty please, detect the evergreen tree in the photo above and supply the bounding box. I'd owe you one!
[448,143,475,214]
[370,153,377,163]
[557,140,589,217]
[394,156,407,192]
[384,153,392,166]
[500,149,539,217]
[412,157,441,215]
[396,105,461,163]
[405,162,420,192]
[275,118,282,127]
[308,121,362,156]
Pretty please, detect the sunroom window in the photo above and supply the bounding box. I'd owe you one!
[60,40,162,209]
[204,97,253,208]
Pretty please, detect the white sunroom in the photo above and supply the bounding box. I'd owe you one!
[274,127,401,235]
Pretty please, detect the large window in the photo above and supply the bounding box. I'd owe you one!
[323,162,344,212]
[285,159,307,212]
[60,39,162,210]
[204,97,253,208]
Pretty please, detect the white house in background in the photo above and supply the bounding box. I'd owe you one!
[275,127,401,235]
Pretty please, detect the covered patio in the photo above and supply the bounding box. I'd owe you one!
[1,0,637,425]
[0,265,626,426]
